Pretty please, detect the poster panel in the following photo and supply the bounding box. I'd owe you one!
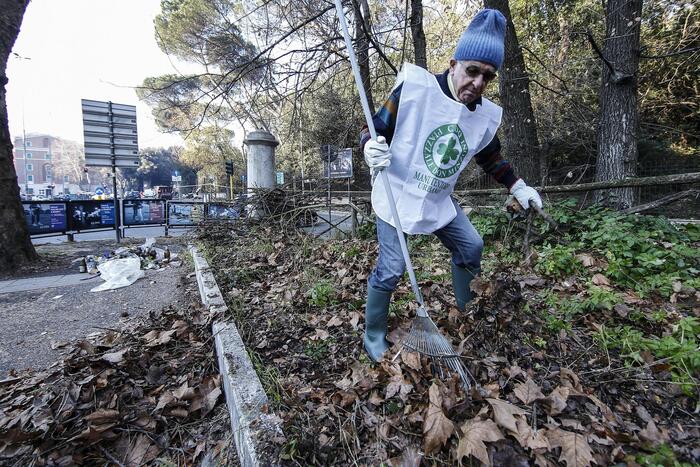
[207,203,240,220]
[323,148,353,179]
[23,202,68,235]
[168,202,204,226]
[69,201,115,231]
[122,200,166,226]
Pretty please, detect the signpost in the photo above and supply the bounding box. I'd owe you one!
[172,171,182,199]
[81,99,139,242]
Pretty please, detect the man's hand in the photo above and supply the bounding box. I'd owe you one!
[509,179,542,209]
[364,136,391,169]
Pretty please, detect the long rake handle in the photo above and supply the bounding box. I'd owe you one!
[334,0,426,312]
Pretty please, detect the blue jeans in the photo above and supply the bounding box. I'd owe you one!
[368,198,484,292]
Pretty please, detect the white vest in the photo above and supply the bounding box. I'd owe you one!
[371,63,502,234]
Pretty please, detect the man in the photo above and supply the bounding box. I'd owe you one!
[360,9,542,362]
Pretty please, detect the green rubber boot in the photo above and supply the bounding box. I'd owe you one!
[452,263,476,311]
[364,286,392,362]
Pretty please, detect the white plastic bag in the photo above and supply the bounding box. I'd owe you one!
[90,257,145,292]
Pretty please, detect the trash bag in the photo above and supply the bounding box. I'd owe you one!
[90,257,145,292]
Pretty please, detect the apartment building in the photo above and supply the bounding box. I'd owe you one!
[13,133,83,197]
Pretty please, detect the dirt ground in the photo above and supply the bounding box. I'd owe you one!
[198,221,699,466]
[0,237,190,376]
[0,265,185,377]
[0,240,237,466]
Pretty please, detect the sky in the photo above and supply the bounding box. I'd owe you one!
[6,0,186,149]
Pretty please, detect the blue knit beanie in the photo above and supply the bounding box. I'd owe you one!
[454,9,506,70]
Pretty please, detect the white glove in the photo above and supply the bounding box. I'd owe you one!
[510,179,542,209]
[364,136,391,169]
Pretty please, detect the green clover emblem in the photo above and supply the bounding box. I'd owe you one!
[437,137,459,165]
[423,124,468,178]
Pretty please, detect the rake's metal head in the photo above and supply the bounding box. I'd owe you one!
[401,309,473,392]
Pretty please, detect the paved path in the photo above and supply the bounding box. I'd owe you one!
[32,226,193,245]
[0,273,100,294]
[0,264,187,377]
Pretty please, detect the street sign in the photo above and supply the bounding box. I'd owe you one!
[276,172,284,185]
[81,99,139,168]
[84,156,140,168]
[95,187,104,195]
[172,175,182,182]
[324,148,353,179]
[319,144,338,163]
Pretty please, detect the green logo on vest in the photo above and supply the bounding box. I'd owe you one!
[423,124,468,178]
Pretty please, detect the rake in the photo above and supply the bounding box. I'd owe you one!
[334,0,473,392]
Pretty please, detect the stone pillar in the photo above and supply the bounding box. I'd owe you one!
[243,130,279,191]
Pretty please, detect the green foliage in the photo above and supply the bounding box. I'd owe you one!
[595,317,700,393]
[535,244,582,277]
[247,349,284,405]
[308,280,336,307]
[304,338,334,362]
[634,443,695,467]
[357,219,377,241]
[528,205,700,297]
[130,147,196,190]
[470,209,511,239]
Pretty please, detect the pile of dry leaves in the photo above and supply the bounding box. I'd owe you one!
[0,273,232,466]
[200,222,698,466]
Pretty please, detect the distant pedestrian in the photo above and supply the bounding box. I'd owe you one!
[30,204,41,226]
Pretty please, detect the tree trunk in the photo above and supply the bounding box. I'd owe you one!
[352,0,374,113]
[0,0,36,272]
[594,0,643,209]
[484,0,542,184]
[409,0,426,69]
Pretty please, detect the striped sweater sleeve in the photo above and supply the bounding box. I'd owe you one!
[359,84,403,151]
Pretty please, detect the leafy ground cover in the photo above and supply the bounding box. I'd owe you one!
[199,201,698,466]
[0,267,234,466]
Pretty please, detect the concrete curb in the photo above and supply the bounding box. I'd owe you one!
[189,245,284,466]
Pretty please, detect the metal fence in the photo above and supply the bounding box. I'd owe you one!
[22,199,245,239]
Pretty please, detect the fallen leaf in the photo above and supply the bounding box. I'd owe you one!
[142,329,177,347]
[591,273,610,287]
[401,351,422,371]
[576,253,596,267]
[513,418,550,451]
[559,368,583,392]
[100,349,127,364]
[545,427,595,467]
[349,312,361,330]
[423,383,454,454]
[173,382,196,401]
[457,418,504,465]
[84,409,120,424]
[311,328,330,341]
[124,433,159,467]
[545,386,570,416]
[388,445,423,467]
[487,398,527,433]
[386,373,413,401]
[514,379,545,405]
[326,316,343,327]
[639,419,669,446]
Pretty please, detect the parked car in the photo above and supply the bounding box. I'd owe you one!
[124,191,141,199]
[155,185,173,200]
